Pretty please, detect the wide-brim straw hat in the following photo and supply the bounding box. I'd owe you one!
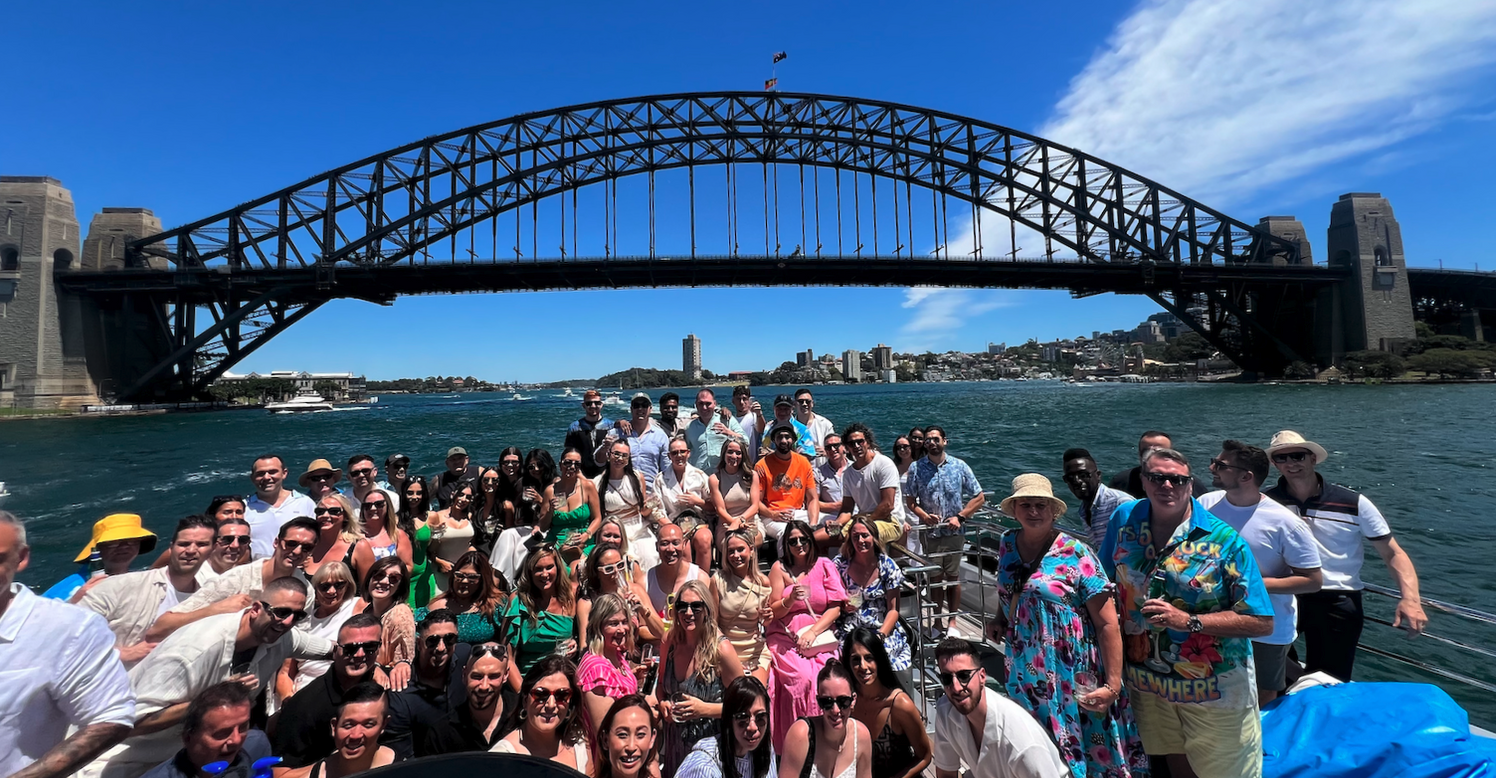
[999,473,1068,517]
[75,513,157,563]
[1267,430,1329,464]
[298,458,343,488]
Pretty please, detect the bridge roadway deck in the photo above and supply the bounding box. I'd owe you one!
[57,255,1349,304]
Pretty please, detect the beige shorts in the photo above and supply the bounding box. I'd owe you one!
[872,518,904,547]
[1131,688,1262,778]
[924,532,965,579]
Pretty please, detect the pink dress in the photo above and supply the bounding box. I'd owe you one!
[576,651,638,734]
[765,556,848,751]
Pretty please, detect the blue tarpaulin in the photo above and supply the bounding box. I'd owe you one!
[1263,682,1496,778]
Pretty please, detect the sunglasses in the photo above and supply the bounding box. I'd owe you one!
[339,640,381,657]
[938,668,979,688]
[894,444,911,450]
[786,536,811,548]
[584,401,604,407]
[674,600,708,614]
[502,460,522,468]
[216,535,251,546]
[529,687,573,706]
[260,601,309,624]
[362,501,387,509]
[1143,472,1192,488]
[599,561,629,576]
[350,468,375,477]
[815,695,854,711]
[472,644,510,661]
[1209,458,1245,472]
[825,443,844,449]
[609,452,630,460]
[732,710,770,727]
[482,478,500,485]
[423,633,458,649]
[451,572,481,585]
[314,506,344,516]
[561,460,582,469]
[1272,451,1311,463]
[846,438,868,447]
[372,572,404,585]
[317,580,349,592]
[279,539,316,553]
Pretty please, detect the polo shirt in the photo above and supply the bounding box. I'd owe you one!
[0,584,136,778]
[815,460,847,508]
[909,455,983,539]
[245,490,317,558]
[1199,491,1322,645]
[139,730,271,778]
[1100,498,1273,710]
[417,689,519,756]
[932,687,1067,778]
[1263,475,1391,591]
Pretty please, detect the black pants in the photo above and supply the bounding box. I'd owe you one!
[1297,589,1364,681]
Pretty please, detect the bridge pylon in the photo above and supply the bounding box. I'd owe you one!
[1327,193,1417,358]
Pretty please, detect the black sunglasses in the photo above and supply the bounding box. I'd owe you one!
[815,695,854,711]
[472,644,510,661]
[350,468,375,477]
[279,539,315,553]
[314,506,344,516]
[215,535,251,546]
[732,710,770,726]
[423,633,458,649]
[786,536,811,548]
[1143,472,1192,488]
[1209,458,1245,472]
[674,600,708,614]
[339,640,381,657]
[260,601,309,624]
[938,668,979,688]
[1272,451,1311,463]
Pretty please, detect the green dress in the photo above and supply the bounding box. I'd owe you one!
[547,501,594,556]
[407,523,436,608]
[501,597,577,675]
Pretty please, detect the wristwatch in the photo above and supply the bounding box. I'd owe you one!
[1186,615,1204,633]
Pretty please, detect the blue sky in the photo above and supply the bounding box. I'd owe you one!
[6,1,1495,381]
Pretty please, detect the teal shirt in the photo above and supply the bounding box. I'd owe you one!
[1100,497,1272,709]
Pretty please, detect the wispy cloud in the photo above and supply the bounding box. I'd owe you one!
[1039,0,1496,205]
[898,288,1015,352]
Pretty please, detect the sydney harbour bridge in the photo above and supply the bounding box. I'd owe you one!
[0,92,1490,406]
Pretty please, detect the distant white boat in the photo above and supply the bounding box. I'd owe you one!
[266,393,335,413]
[602,391,627,408]
[0,482,9,504]
[556,387,575,398]
[511,393,532,401]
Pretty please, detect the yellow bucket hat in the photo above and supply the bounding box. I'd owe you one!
[74,513,157,563]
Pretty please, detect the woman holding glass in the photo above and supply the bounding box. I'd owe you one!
[996,473,1147,777]
[765,520,846,752]
[711,527,773,686]
[833,516,910,672]
[658,579,744,775]
[501,546,580,682]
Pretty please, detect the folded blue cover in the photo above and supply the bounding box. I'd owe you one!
[1263,682,1496,777]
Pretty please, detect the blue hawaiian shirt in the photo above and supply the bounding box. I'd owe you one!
[909,455,983,539]
[1100,497,1272,710]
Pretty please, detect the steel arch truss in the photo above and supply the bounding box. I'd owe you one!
[110,92,1313,398]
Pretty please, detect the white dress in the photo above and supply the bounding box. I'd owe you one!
[597,474,659,571]
[490,738,590,773]
[429,519,476,594]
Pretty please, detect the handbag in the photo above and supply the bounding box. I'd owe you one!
[793,572,841,656]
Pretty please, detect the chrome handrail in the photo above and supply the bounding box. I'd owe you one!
[1361,581,1496,626]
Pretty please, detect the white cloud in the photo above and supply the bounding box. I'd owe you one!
[898,288,1015,352]
[1039,0,1496,205]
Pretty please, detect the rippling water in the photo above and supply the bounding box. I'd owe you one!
[3,381,1493,721]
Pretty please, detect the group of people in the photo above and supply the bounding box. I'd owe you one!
[0,385,1429,778]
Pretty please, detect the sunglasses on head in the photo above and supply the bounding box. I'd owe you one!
[260,601,309,624]
[339,640,380,657]
[529,686,572,706]
[732,710,770,726]
[216,535,251,546]
[423,633,458,649]
[815,695,854,711]
[938,668,979,688]
[1272,451,1311,463]
[1143,472,1192,488]
[472,644,509,661]
[314,506,344,516]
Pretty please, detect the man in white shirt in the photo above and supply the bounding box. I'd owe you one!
[1201,440,1323,706]
[932,638,1066,778]
[80,516,217,667]
[791,388,836,464]
[84,576,334,778]
[835,423,907,546]
[144,517,318,642]
[730,386,765,463]
[243,454,316,559]
[0,512,136,778]
[197,519,253,584]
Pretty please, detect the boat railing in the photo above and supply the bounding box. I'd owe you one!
[1357,582,1496,695]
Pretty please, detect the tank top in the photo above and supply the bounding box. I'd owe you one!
[800,716,859,778]
[648,564,703,615]
[869,692,917,778]
[717,469,754,517]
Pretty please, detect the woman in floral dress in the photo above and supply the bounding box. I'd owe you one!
[834,515,910,671]
[996,474,1148,778]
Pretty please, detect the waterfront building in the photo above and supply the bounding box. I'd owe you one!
[872,344,894,374]
[842,349,862,382]
[683,333,702,380]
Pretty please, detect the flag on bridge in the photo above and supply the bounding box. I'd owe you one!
[764,78,778,91]
[772,51,788,64]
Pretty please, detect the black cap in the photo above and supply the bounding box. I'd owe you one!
[769,420,798,438]
[385,453,410,468]
[773,393,793,407]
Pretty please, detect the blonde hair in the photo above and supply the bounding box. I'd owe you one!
[597,518,631,557]
[665,579,726,684]
[319,493,362,544]
[586,593,634,657]
[311,560,356,603]
[839,514,886,561]
[720,528,768,586]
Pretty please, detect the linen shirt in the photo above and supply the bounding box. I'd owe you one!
[98,611,334,772]
[1080,483,1134,550]
[78,566,181,663]
[1100,497,1274,710]
[654,463,713,521]
[244,490,317,558]
[932,687,1068,778]
[0,584,136,777]
[168,560,307,615]
[909,455,983,539]
[685,413,746,471]
[1199,491,1322,645]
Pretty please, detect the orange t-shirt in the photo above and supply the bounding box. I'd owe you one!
[755,453,813,513]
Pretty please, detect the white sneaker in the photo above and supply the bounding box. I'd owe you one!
[947,622,963,639]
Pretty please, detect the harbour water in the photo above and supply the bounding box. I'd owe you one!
[3,380,1494,721]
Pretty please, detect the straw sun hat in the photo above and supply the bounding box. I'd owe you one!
[999,473,1068,517]
[1266,430,1329,464]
